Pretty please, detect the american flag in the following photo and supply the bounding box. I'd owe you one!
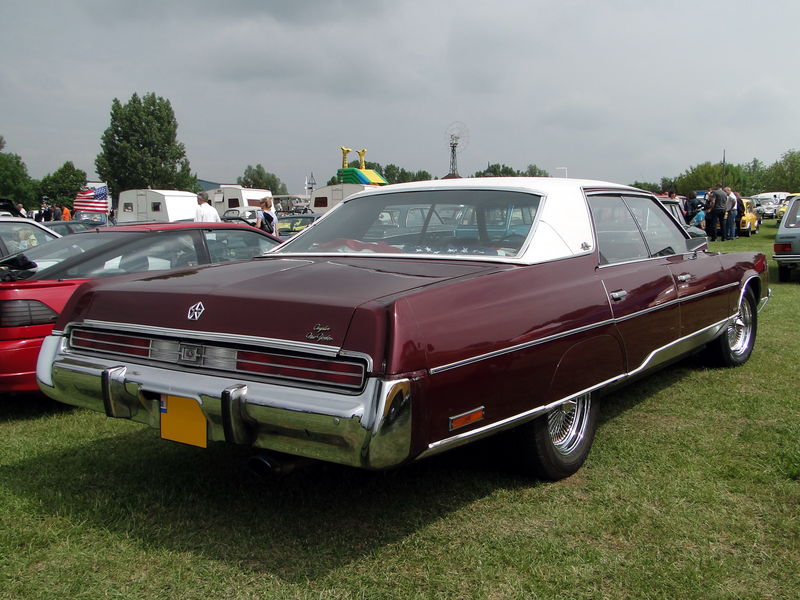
[74,185,109,213]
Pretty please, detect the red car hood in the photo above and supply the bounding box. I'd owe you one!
[61,257,506,348]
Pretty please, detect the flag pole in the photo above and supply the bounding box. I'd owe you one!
[721,149,726,186]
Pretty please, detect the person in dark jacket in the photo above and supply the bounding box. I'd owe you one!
[706,184,729,241]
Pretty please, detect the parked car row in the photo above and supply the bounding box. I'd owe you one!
[0,222,281,393]
[30,178,770,482]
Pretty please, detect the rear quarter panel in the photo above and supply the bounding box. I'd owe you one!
[389,255,625,450]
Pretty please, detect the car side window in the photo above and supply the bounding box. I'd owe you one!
[623,196,687,257]
[70,232,201,278]
[0,223,54,254]
[204,229,278,263]
[589,195,649,265]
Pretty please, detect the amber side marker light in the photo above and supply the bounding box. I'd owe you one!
[774,243,793,253]
[449,406,485,431]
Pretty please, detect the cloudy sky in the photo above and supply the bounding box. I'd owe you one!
[2,0,799,194]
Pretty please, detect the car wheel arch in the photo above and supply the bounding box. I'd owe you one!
[547,334,625,401]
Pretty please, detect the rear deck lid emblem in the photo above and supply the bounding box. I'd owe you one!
[187,301,205,320]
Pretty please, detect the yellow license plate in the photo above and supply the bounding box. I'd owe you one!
[160,395,208,448]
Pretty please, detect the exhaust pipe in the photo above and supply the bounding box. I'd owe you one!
[245,452,312,479]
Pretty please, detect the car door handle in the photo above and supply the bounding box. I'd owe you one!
[609,289,628,301]
[677,273,694,282]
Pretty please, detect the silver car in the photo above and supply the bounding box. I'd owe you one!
[773,198,800,282]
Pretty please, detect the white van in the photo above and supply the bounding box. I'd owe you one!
[117,190,198,223]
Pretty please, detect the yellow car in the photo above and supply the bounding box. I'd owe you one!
[738,199,760,236]
[777,194,799,223]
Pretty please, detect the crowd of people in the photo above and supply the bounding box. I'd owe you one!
[10,201,65,222]
[27,202,72,222]
[678,185,745,242]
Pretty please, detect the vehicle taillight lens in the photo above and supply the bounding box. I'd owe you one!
[236,350,366,389]
[0,300,58,327]
[774,243,793,253]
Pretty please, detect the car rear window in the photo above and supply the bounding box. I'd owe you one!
[278,189,541,259]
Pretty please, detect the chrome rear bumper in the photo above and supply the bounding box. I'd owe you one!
[36,334,413,469]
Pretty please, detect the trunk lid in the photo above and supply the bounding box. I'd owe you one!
[65,257,506,348]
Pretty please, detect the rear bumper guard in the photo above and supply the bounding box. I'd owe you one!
[37,334,413,469]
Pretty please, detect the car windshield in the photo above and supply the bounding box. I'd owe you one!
[73,211,108,225]
[0,231,130,277]
[277,189,541,258]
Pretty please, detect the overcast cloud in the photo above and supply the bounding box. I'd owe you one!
[2,0,799,193]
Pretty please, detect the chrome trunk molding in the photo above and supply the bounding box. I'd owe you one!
[78,319,342,357]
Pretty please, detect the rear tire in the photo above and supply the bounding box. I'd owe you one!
[704,288,757,367]
[512,392,599,480]
[778,265,791,283]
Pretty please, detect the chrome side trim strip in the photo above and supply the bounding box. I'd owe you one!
[79,319,342,356]
[612,282,738,324]
[430,282,738,374]
[429,318,616,375]
[757,288,772,312]
[420,316,733,459]
[419,382,621,459]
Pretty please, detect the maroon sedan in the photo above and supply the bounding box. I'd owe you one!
[36,179,769,480]
[0,221,280,393]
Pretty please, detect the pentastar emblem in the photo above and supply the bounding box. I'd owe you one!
[187,301,205,320]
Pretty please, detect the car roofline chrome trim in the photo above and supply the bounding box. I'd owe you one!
[74,319,343,357]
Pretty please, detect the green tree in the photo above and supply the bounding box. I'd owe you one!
[38,161,87,208]
[739,158,768,196]
[671,162,725,196]
[0,135,5,151]
[764,150,800,192]
[471,163,548,178]
[521,164,550,177]
[237,164,288,194]
[630,181,662,193]
[0,151,36,207]
[473,163,519,177]
[95,92,197,198]
[381,163,432,183]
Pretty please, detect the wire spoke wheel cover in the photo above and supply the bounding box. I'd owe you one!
[727,295,754,358]
[547,393,592,456]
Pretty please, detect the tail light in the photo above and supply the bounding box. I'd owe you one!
[0,300,58,327]
[237,350,365,388]
[774,243,793,253]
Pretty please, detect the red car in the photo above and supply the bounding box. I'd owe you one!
[36,179,769,480]
[0,222,280,393]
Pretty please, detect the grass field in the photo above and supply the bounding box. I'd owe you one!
[1,222,798,600]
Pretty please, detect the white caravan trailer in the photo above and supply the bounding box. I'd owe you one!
[117,189,198,223]
[309,183,375,214]
[205,185,272,214]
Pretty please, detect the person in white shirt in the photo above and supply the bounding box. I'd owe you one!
[194,192,221,222]
[256,196,278,234]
